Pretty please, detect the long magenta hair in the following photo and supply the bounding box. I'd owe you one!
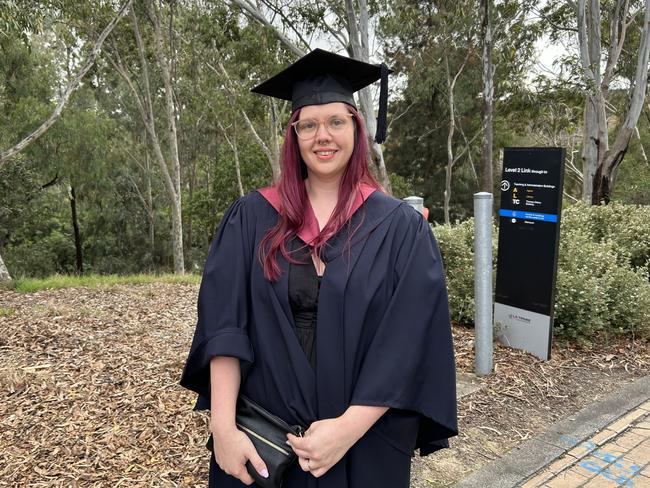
[259,104,380,281]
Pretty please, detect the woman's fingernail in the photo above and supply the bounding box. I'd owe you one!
[286,440,292,446]
[260,468,269,478]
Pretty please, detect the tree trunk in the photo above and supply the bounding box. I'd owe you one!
[187,126,199,260]
[443,88,456,225]
[443,55,455,225]
[149,0,184,273]
[576,0,646,202]
[269,98,281,182]
[480,0,494,194]
[577,0,603,201]
[581,96,601,200]
[145,147,155,265]
[111,4,185,274]
[0,252,11,282]
[442,51,469,224]
[208,61,281,182]
[592,0,650,204]
[344,0,392,192]
[69,185,83,274]
[233,127,244,197]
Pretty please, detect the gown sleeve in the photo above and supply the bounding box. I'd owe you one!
[349,205,458,455]
[179,197,254,406]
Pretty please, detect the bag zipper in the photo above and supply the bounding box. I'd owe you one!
[236,423,291,456]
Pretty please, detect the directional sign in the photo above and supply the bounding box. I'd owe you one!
[494,147,565,360]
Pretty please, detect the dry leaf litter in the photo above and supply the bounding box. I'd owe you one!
[0,283,647,487]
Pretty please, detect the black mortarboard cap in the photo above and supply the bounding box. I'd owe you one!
[251,49,391,144]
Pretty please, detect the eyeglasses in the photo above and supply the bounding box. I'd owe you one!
[291,113,355,140]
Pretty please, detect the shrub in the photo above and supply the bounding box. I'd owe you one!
[433,202,650,340]
[554,229,650,339]
[432,218,497,327]
[561,202,650,272]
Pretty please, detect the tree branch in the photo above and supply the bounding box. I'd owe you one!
[576,0,596,82]
[315,0,348,49]
[41,172,59,189]
[205,60,274,164]
[603,0,628,90]
[105,50,148,121]
[604,0,650,173]
[388,100,416,130]
[258,0,311,52]
[228,0,306,57]
[531,9,578,34]
[217,121,245,196]
[0,0,133,167]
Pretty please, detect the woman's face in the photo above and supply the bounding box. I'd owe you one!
[296,102,355,182]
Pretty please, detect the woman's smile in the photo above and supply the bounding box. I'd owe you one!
[298,102,354,181]
[314,148,338,160]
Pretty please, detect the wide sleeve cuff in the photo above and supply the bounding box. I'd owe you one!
[179,327,254,398]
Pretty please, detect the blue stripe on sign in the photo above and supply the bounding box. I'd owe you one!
[499,209,558,222]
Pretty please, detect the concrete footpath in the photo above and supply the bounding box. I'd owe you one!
[453,375,650,488]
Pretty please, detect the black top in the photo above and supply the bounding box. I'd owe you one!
[288,241,321,370]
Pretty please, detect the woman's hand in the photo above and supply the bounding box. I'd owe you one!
[286,405,389,478]
[286,417,357,478]
[209,357,267,484]
[212,424,269,485]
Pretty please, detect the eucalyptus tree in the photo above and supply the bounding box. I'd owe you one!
[541,0,650,204]
[0,26,60,281]
[100,0,187,273]
[380,0,541,222]
[0,0,132,167]
[171,1,284,253]
[40,87,123,274]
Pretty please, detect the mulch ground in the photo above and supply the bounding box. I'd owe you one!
[1,283,648,487]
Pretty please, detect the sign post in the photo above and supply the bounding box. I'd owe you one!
[494,147,565,360]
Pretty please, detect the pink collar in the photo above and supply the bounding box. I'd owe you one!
[257,183,377,245]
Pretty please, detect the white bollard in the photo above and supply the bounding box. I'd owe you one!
[403,196,424,214]
[474,192,493,376]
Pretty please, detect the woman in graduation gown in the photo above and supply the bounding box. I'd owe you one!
[180,49,458,488]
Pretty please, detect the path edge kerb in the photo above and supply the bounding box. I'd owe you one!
[452,375,650,488]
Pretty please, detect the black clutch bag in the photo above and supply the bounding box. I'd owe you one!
[206,395,305,488]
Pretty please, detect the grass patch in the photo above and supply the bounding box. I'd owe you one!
[0,306,14,317]
[3,273,200,293]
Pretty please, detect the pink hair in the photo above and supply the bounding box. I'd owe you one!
[259,104,380,282]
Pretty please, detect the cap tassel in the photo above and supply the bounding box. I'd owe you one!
[374,63,389,144]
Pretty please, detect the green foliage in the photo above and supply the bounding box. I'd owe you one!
[0,0,59,40]
[553,231,650,340]
[553,203,650,339]
[433,218,498,326]
[6,227,76,277]
[380,0,544,220]
[561,202,650,272]
[435,203,650,340]
[387,172,413,200]
[1,2,285,278]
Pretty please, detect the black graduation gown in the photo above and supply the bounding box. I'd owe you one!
[180,190,458,488]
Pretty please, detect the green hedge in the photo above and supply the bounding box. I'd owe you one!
[433,202,650,340]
